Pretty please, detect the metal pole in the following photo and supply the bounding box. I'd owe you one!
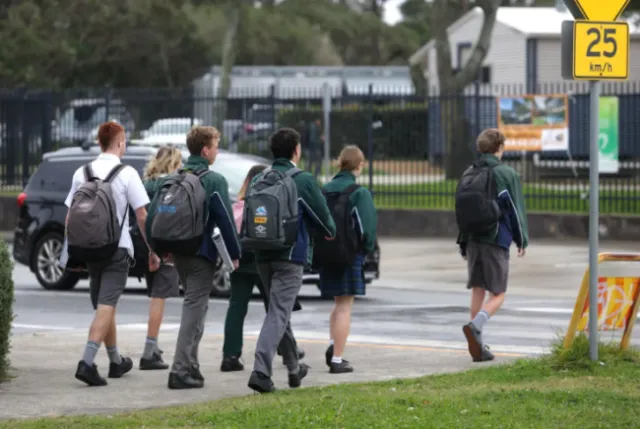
[588,80,601,361]
[322,83,331,180]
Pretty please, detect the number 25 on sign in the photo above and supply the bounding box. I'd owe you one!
[562,20,629,80]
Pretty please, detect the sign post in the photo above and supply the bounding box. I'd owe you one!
[561,0,630,361]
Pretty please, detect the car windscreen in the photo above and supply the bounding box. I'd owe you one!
[210,157,269,197]
[26,155,150,196]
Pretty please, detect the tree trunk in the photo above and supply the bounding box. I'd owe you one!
[431,0,501,179]
[441,91,474,179]
[216,2,241,135]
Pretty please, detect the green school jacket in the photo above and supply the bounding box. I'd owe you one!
[322,170,378,254]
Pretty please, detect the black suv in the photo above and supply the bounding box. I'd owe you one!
[13,145,155,291]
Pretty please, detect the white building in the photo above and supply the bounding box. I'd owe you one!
[409,6,640,92]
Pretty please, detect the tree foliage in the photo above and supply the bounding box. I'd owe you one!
[0,0,419,88]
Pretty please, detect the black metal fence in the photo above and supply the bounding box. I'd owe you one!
[1,82,639,215]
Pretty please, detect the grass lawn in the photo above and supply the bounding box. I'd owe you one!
[0,190,21,198]
[372,180,640,215]
[3,336,640,429]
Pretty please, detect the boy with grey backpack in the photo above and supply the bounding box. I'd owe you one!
[65,122,158,387]
[244,128,336,394]
[145,126,241,390]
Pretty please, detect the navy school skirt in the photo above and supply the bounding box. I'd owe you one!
[318,253,366,297]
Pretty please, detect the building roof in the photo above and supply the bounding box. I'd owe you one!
[410,7,640,65]
[194,66,415,98]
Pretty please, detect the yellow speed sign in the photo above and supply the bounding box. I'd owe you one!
[562,20,629,80]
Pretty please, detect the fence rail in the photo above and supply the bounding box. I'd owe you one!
[1,82,639,215]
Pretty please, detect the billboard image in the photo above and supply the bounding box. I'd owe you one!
[497,94,569,151]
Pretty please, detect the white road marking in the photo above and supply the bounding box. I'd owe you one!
[247,329,548,355]
[11,323,74,331]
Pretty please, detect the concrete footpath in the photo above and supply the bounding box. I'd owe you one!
[0,330,518,420]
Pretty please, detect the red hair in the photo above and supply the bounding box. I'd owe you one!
[98,122,125,151]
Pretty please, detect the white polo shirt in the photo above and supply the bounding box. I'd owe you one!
[65,153,150,258]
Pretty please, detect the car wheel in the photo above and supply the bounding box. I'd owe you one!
[211,269,231,298]
[33,232,80,290]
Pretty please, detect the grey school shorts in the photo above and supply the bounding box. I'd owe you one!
[466,240,510,295]
[87,248,130,310]
[146,263,180,299]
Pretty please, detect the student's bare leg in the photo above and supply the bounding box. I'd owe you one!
[331,296,354,360]
[470,287,486,319]
[482,292,505,316]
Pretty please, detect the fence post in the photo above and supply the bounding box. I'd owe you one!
[20,88,29,186]
[104,86,112,122]
[367,83,374,191]
[41,91,52,154]
[269,84,276,134]
[322,82,331,180]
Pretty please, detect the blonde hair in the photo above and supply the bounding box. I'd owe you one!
[143,146,182,179]
[337,145,365,171]
[237,164,268,201]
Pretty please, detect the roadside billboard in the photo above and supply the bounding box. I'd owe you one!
[496,94,569,152]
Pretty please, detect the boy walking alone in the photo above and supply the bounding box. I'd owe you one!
[455,128,528,362]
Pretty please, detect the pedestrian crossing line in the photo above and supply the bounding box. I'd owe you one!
[245,329,544,356]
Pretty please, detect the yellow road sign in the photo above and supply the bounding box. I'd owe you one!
[563,0,630,21]
[561,20,629,80]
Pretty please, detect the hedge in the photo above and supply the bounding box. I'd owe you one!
[277,103,429,159]
[0,240,14,381]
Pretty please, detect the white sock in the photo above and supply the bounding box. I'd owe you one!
[329,340,334,346]
[332,356,342,364]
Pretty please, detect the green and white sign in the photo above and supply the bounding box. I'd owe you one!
[598,96,619,174]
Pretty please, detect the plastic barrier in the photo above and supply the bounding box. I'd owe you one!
[564,253,640,350]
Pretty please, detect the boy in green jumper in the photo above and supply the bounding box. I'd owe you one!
[457,128,529,362]
[247,128,336,394]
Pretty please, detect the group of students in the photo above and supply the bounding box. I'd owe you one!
[63,122,378,393]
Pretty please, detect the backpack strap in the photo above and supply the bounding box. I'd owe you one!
[285,167,303,178]
[195,168,211,178]
[83,164,94,181]
[341,183,361,196]
[104,164,127,183]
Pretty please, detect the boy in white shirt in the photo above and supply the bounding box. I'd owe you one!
[65,122,159,386]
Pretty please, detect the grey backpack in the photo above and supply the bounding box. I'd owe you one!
[67,163,127,263]
[241,167,302,251]
[149,167,210,255]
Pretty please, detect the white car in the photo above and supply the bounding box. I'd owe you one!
[139,118,203,144]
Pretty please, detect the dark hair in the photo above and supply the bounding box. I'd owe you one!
[238,164,268,200]
[476,128,506,154]
[269,128,301,160]
[97,122,125,151]
[186,126,220,156]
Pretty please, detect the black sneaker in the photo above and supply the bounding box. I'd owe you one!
[168,372,204,389]
[75,361,107,386]
[248,371,276,394]
[288,363,310,388]
[277,347,306,360]
[108,356,133,378]
[140,352,169,371]
[462,323,483,362]
[220,356,244,372]
[330,360,354,374]
[325,345,334,367]
[475,345,495,363]
[190,363,204,382]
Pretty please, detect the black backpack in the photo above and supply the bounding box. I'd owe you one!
[455,160,501,235]
[313,184,361,269]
